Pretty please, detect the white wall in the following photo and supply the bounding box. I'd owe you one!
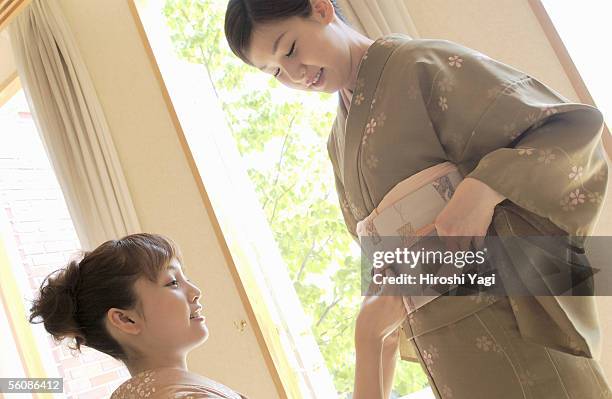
[55,0,281,397]
[404,0,612,381]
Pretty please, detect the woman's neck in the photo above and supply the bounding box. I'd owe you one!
[342,25,374,92]
[126,352,188,377]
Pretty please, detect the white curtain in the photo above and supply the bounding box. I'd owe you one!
[337,0,420,39]
[8,0,141,250]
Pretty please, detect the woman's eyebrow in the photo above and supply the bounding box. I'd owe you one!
[272,31,287,54]
[172,264,189,274]
[167,264,184,273]
[259,31,288,70]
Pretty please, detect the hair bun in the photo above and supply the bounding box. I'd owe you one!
[29,259,86,350]
[28,233,181,361]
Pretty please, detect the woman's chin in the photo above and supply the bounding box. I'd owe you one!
[194,327,210,345]
[190,318,209,338]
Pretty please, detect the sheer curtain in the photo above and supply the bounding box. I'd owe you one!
[8,0,140,250]
[337,0,419,38]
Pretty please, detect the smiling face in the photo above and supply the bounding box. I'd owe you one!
[247,1,353,93]
[134,259,208,352]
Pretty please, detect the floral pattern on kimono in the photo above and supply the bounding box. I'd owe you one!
[327,34,608,363]
[111,368,247,399]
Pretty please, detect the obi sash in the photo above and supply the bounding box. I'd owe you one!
[356,161,465,313]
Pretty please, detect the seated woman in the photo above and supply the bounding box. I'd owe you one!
[29,233,406,399]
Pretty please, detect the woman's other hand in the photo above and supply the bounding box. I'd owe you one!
[355,268,408,346]
[434,177,505,251]
[353,268,407,399]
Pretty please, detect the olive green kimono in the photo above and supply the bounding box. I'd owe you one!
[328,35,610,398]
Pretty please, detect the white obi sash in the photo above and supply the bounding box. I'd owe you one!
[356,161,464,313]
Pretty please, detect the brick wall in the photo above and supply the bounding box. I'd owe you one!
[0,102,129,398]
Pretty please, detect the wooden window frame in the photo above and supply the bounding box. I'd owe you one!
[0,79,48,385]
[0,0,31,32]
[0,72,19,108]
[126,2,306,398]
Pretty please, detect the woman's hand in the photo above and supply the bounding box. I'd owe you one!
[353,268,407,399]
[434,177,505,251]
[356,268,408,345]
[381,327,400,399]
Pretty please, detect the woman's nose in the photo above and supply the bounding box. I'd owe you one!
[189,283,201,302]
[284,60,305,85]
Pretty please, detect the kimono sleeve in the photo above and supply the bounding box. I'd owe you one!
[328,121,360,244]
[423,40,608,248]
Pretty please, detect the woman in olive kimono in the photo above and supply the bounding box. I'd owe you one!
[225,0,611,398]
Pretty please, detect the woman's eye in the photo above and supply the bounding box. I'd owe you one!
[285,41,296,57]
[168,280,178,287]
[274,68,281,77]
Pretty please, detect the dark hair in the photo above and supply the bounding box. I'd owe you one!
[225,0,346,65]
[28,233,183,362]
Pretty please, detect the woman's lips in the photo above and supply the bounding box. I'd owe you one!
[312,68,324,88]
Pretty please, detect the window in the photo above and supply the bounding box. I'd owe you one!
[0,83,129,397]
[538,0,611,124]
[132,0,428,397]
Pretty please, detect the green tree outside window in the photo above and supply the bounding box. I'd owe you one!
[162,0,428,396]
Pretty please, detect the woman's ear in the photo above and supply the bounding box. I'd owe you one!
[107,308,142,336]
[311,0,335,25]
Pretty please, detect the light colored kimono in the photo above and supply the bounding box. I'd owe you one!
[110,367,247,399]
[328,34,611,398]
